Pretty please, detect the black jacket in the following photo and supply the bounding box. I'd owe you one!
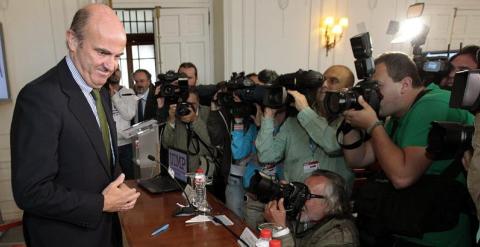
[11,58,122,247]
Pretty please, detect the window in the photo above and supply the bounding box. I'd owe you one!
[115,9,156,89]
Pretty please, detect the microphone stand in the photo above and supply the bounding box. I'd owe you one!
[147,155,197,216]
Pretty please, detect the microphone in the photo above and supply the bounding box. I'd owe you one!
[212,216,249,246]
[147,155,197,216]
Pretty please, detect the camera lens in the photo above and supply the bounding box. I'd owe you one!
[324,92,342,115]
[162,85,174,97]
[217,92,234,107]
[176,102,191,116]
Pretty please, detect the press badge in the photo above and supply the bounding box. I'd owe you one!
[303,161,319,173]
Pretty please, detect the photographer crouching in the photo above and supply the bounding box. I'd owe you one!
[263,169,359,246]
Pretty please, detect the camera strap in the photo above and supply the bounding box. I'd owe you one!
[336,120,366,149]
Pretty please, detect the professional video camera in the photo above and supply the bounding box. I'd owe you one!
[426,121,473,160]
[450,69,480,113]
[155,70,190,116]
[323,32,382,116]
[410,24,454,85]
[156,70,188,97]
[248,171,309,219]
[261,69,324,109]
[217,72,257,106]
[215,72,265,118]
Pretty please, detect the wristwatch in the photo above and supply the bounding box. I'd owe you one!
[366,120,384,135]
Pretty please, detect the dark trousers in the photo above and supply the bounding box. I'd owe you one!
[118,144,134,179]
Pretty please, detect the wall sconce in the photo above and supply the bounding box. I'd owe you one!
[322,17,348,56]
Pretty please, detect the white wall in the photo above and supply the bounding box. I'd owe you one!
[223,0,480,79]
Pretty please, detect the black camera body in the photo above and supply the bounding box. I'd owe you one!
[261,69,324,109]
[414,51,452,86]
[156,70,187,97]
[426,121,473,160]
[248,171,309,219]
[324,80,382,115]
[217,72,257,107]
[324,32,382,116]
[215,72,263,118]
[155,70,191,116]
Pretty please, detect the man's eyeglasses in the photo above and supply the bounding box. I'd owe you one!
[305,193,325,200]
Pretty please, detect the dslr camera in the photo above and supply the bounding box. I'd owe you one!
[155,70,191,116]
[426,121,473,160]
[426,69,480,160]
[248,171,309,219]
[324,32,382,116]
[261,69,324,109]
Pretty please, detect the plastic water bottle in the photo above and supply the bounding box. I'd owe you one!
[269,239,281,247]
[255,229,272,247]
[194,168,208,212]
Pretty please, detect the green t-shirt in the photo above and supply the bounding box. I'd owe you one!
[384,83,474,247]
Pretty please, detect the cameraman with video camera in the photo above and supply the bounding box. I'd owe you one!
[342,52,473,247]
[263,169,359,247]
[255,66,355,189]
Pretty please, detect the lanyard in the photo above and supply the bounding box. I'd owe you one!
[308,137,317,158]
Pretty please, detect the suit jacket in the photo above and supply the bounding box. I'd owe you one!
[143,84,158,121]
[11,58,122,247]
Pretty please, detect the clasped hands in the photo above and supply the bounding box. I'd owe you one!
[102,174,141,212]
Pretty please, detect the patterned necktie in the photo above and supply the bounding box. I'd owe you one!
[91,89,111,165]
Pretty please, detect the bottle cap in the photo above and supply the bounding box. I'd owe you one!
[269,239,281,247]
[260,228,272,239]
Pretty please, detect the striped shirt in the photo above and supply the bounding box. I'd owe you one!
[65,55,115,164]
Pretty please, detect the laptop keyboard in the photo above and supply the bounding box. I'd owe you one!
[138,176,180,193]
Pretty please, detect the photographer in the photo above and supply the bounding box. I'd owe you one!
[463,112,480,245]
[161,87,214,174]
[256,65,355,188]
[264,169,359,247]
[207,73,262,205]
[107,69,137,179]
[343,52,473,246]
[439,45,479,89]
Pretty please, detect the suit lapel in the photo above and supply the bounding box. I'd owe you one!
[57,59,112,179]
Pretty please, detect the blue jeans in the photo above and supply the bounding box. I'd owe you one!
[225,174,245,219]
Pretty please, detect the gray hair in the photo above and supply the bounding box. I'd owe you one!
[69,7,91,43]
[310,169,350,216]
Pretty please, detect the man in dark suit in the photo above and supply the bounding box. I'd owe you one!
[132,69,157,123]
[10,4,140,247]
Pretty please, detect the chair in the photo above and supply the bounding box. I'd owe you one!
[0,209,24,247]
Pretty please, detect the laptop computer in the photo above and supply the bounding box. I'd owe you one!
[137,148,188,194]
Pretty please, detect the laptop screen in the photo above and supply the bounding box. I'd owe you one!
[168,148,188,183]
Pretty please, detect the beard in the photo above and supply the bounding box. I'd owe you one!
[135,86,147,95]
